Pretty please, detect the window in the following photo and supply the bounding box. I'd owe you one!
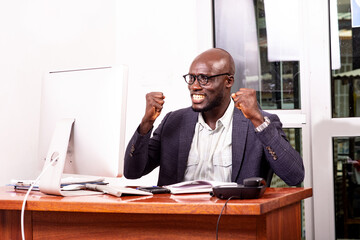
[214,0,301,110]
[332,0,360,118]
[333,137,360,238]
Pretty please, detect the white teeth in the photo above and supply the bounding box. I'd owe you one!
[193,95,205,100]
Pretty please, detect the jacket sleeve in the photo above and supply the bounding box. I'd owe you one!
[256,113,305,186]
[123,113,170,179]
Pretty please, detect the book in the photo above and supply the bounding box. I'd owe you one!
[164,180,237,194]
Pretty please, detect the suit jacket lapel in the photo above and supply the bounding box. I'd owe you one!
[231,108,249,182]
[177,108,198,182]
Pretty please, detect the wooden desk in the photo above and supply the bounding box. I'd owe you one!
[0,186,312,240]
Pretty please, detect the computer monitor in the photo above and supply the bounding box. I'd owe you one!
[37,66,128,196]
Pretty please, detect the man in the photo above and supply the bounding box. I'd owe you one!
[124,48,304,186]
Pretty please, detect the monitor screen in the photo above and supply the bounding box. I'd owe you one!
[38,66,128,184]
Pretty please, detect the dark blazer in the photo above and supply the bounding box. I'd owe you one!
[124,107,304,186]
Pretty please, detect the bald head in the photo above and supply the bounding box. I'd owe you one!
[189,48,235,75]
[187,48,235,117]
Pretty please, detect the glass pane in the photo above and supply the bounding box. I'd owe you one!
[331,0,360,118]
[333,137,360,239]
[214,0,301,110]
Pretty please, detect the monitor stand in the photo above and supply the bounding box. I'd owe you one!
[38,118,102,196]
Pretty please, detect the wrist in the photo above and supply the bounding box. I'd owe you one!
[255,116,271,132]
[139,120,154,135]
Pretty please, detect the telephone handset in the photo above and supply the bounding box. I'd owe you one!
[211,177,267,199]
[243,177,267,187]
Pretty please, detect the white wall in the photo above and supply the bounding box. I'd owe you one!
[0,0,212,186]
[0,0,117,185]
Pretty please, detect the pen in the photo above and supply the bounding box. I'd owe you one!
[136,186,158,189]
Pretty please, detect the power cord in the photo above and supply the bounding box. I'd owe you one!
[21,155,59,240]
[216,196,235,240]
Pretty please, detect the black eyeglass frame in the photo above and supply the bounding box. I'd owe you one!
[183,73,231,86]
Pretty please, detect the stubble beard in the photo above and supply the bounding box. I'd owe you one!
[191,92,224,113]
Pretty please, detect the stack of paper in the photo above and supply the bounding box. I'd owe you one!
[10,176,106,191]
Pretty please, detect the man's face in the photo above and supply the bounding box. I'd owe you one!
[188,60,229,113]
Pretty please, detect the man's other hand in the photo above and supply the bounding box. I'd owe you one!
[231,88,264,128]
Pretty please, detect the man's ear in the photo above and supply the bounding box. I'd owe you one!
[225,75,234,88]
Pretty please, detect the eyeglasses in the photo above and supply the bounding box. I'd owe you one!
[183,73,230,86]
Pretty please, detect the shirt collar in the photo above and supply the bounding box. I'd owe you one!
[198,99,234,131]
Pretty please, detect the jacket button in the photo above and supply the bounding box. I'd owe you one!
[266,146,277,160]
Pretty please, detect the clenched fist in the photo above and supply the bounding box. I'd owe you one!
[139,92,165,135]
[231,88,264,128]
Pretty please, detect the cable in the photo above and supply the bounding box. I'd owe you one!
[216,196,234,240]
[21,155,58,240]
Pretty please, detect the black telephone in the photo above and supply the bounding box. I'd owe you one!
[211,177,267,199]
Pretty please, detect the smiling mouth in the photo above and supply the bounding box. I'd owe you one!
[192,94,205,100]
[192,94,205,104]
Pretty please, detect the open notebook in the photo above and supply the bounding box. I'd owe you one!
[164,180,237,194]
